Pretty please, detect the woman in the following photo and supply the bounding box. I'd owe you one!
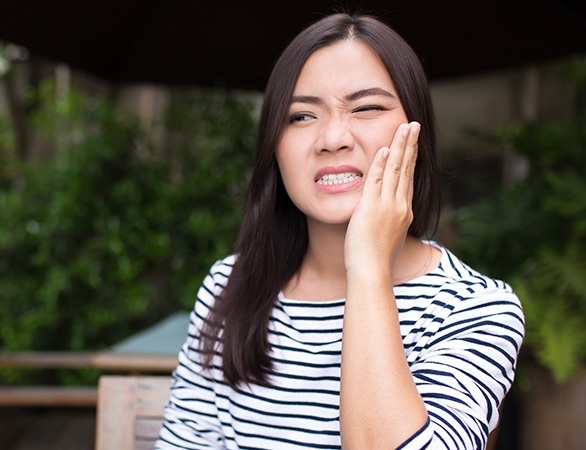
[156,12,524,449]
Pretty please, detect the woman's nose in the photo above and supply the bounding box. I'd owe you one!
[314,117,353,154]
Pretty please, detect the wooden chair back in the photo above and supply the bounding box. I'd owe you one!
[95,375,171,450]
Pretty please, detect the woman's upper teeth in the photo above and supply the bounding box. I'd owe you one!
[317,172,361,185]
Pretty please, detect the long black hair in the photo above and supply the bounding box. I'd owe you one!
[201,12,442,388]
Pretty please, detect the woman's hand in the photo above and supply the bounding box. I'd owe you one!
[344,121,420,277]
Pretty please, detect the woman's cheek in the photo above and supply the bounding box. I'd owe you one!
[358,120,399,156]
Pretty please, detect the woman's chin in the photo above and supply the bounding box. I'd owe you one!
[306,211,355,227]
[298,197,360,227]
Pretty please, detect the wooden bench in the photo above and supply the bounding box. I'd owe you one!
[0,351,178,407]
[95,375,171,450]
[0,351,180,372]
[0,385,98,406]
[0,312,188,407]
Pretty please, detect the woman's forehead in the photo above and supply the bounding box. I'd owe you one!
[292,41,395,99]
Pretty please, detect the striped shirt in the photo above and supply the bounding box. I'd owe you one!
[156,241,524,449]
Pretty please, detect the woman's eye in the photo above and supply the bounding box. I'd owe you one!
[289,112,314,123]
[354,105,387,113]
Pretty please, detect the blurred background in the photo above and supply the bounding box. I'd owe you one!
[0,1,585,449]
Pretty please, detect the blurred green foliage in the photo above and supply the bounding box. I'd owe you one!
[455,65,586,383]
[0,81,256,385]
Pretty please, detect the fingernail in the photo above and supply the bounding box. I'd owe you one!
[401,124,410,137]
[410,122,421,135]
[376,147,389,160]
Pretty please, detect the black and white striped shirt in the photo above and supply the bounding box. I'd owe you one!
[156,242,524,449]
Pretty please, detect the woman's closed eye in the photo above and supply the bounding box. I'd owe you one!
[353,104,389,114]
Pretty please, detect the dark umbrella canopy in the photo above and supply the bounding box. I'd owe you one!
[0,0,585,90]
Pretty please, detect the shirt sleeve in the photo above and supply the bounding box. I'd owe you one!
[401,283,525,449]
[155,259,230,449]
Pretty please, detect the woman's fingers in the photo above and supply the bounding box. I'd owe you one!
[361,145,390,198]
[394,122,419,202]
[382,123,408,196]
[381,121,419,201]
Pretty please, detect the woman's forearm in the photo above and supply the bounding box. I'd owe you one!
[340,268,428,449]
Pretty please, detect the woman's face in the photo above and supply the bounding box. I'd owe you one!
[276,39,409,227]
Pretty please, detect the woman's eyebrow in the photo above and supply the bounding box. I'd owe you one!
[289,88,396,105]
[290,95,322,105]
[345,87,396,101]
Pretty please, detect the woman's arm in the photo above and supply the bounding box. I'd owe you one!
[341,122,428,448]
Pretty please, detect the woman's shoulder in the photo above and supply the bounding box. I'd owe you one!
[425,241,522,306]
[429,241,506,284]
[189,255,237,326]
[207,254,237,279]
[421,241,525,340]
[196,254,237,303]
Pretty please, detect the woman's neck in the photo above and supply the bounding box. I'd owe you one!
[282,220,347,301]
[282,220,441,301]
